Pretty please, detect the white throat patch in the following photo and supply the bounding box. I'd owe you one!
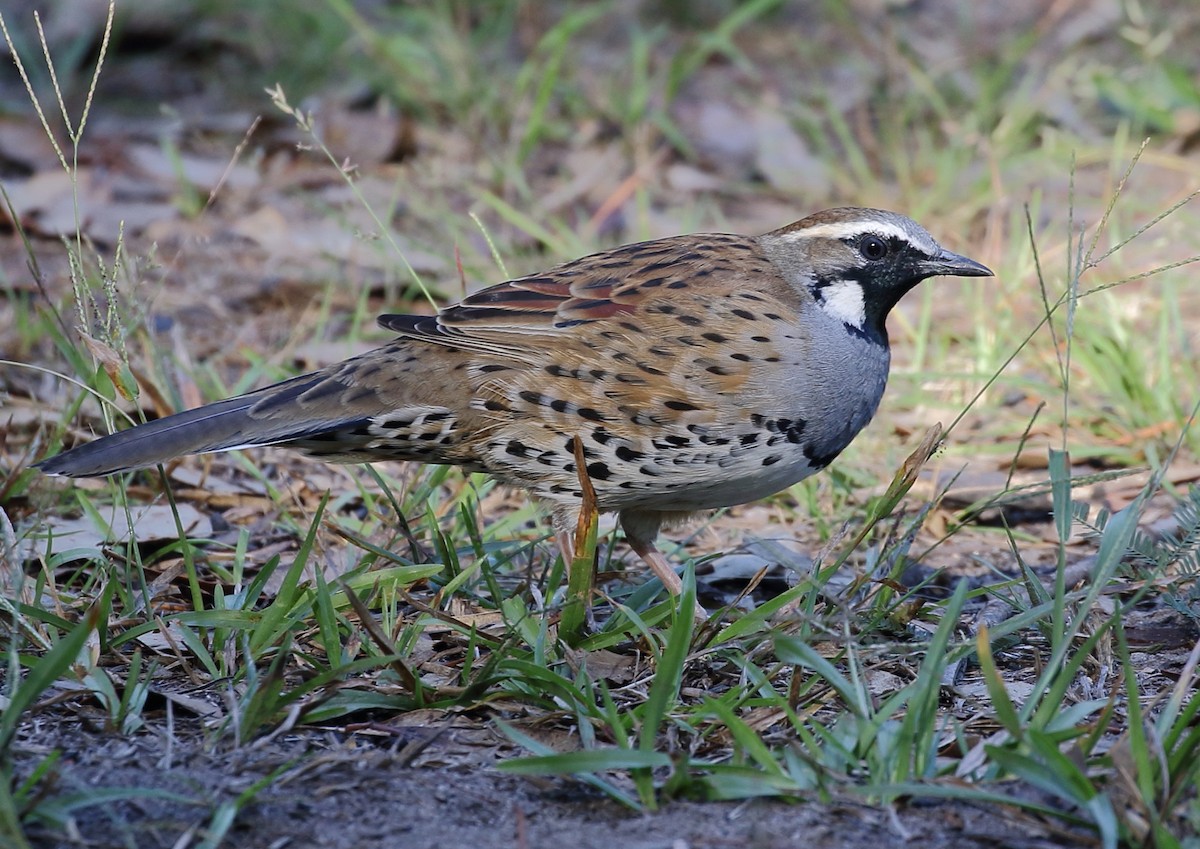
[816,280,866,328]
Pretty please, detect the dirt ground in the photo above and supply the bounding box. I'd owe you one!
[17,714,1085,849]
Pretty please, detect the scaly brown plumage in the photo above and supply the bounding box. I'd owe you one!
[38,208,992,599]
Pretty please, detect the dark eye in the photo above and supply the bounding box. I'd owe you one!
[858,235,888,261]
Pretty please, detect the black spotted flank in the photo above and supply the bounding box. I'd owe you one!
[803,443,842,470]
[653,434,691,448]
[664,399,700,412]
[784,419,807,443]
[615,445,644,462]
[586,461,612,481]
[750,417,808,444]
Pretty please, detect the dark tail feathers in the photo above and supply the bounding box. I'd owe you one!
[38,375,358,478]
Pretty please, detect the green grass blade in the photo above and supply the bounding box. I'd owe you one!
[0,585,109,754]
[638,565,695,752]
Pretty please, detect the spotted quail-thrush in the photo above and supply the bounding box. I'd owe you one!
[38,207,992,597]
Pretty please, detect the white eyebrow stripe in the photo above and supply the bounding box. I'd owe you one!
[779,220,935,252]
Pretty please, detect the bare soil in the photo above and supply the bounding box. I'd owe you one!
[16,714,1081,849]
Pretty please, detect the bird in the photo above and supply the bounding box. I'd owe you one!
[38,207,991,600]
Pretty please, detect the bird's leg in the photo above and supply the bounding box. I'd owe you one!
[620,509,707,621]
[624,534,683,596]
[554,527,575,565]
[551,508,583,583]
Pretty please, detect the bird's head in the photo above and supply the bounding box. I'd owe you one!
[760,207,993,343]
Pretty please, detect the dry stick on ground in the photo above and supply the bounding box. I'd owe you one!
[342,582,421,697]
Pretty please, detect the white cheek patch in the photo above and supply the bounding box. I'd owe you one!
[816,280,866,328]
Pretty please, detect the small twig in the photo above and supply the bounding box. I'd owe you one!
[341,582,421,697]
